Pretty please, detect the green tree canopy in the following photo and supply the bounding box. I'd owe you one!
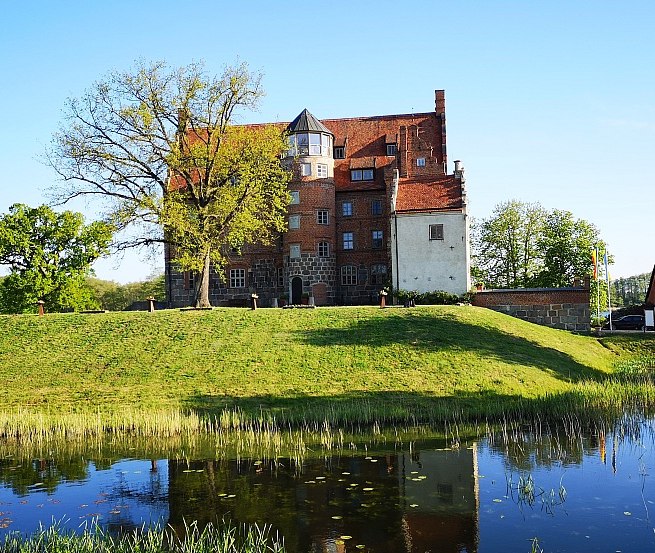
[0,204,112,313]
[47,60,291,308]
[472,200,609,292]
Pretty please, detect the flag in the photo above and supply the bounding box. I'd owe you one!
[603,251,609,284]
[592,249,598,280]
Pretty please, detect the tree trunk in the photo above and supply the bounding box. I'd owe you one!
[194,250,212,308]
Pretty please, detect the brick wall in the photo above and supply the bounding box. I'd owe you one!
[472,287,591,331]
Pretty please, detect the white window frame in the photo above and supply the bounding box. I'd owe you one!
[342,201,353,216]
[300,162,311,176]
[229,268,246,288]
[317,163,328,178]
[343,232,354,250]
[290,244,301,259]
[429,224,444,240]
[317,210,329,225]
[341,265,357,286]
[289,215,300,229]
[386,143,397,156]
[318,241,329,257]
[416,157,426,167]
[290,190,300,205]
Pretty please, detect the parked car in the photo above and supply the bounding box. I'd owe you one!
[606,315,645,330]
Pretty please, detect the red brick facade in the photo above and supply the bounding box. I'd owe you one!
[166,91,468,307]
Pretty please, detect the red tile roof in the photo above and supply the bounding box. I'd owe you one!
[395,176,463,213]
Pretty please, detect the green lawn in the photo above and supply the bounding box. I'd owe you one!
[0,305,653,426]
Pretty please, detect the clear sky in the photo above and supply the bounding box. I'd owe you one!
[1,0,653,283]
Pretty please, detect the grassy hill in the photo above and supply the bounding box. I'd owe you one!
[1,305,653,426]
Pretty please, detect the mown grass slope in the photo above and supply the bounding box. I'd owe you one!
[2,305,651,421]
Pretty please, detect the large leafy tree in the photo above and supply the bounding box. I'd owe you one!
[47,60,290,308]
[0,204,112,313]
[472,200,545,288]
[473,200,609,291]
[535,209,602,288]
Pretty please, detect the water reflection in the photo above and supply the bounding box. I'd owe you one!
[166,446,478,552]
[1,420,655,552]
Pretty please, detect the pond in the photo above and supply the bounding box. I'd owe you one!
[1,417,655,552]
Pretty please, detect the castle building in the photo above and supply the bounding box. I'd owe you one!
[165,90,470,307]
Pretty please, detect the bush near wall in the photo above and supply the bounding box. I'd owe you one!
[395,289,471,305]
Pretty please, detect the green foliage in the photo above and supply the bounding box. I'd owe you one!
[48,60,291,309]
[472,200,545,288]
[535,209,603,288]
[0,520,286,553]
[0,204,112,313]
[611,272,651,307]
[395,289,463,305]
[86,273,165,311]
[473,200,610,290]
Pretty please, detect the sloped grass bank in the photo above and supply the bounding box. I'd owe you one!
[1,306,654,432]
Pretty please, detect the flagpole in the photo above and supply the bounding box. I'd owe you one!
[594,246,600,324]
[605,251,612,330]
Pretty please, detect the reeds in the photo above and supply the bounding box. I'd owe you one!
[0,520,286,553]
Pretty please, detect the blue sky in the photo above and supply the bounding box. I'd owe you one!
[1,0,653,283]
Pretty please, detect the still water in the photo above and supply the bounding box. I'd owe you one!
[1,419,654,552]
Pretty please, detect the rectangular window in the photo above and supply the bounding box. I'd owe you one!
[351,169,374,181]
[417,157,426,167]
[318,241,329,257]
[321,134,331,156]
[317,163,328,178]
[343,232,354,250]
[372,230,383,249]
[334,146,345,159]
[290,190,300,204]
[342,201,353,216]
[290,244,301,259]
[309,133,321,155]
[371,199,383,216]
[386,143,397,156]
[370,264,387,285]
[278,267,284,287]
[229,268,246,288]
[341,265,357,286]
[297,133,309,155]
[429,224,444,240]
[300,163,311,176]
[317,210,329,225]
[184,271,195,290]
[289,214,300,229]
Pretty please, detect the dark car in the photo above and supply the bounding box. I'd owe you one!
[608,315,645,330]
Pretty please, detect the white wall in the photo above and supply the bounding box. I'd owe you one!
[391,211,471,296]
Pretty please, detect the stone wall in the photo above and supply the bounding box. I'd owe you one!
[472,286,590,331]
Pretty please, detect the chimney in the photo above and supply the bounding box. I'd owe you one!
[454,159,465,182]
[435,90,447,173]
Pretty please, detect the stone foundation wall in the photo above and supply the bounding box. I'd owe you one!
[473,287,590,331]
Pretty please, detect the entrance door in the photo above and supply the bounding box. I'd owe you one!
[291,276,303,305]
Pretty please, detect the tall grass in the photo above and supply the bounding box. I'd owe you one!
[1,521,285,553]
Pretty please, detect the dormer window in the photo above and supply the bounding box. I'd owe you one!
[351,169,374,181]
[386,143,397,156]
[334,146,345,159]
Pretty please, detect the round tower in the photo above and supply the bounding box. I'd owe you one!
[283,109,336,305]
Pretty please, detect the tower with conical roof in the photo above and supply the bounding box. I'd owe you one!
[283,109,336,305]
